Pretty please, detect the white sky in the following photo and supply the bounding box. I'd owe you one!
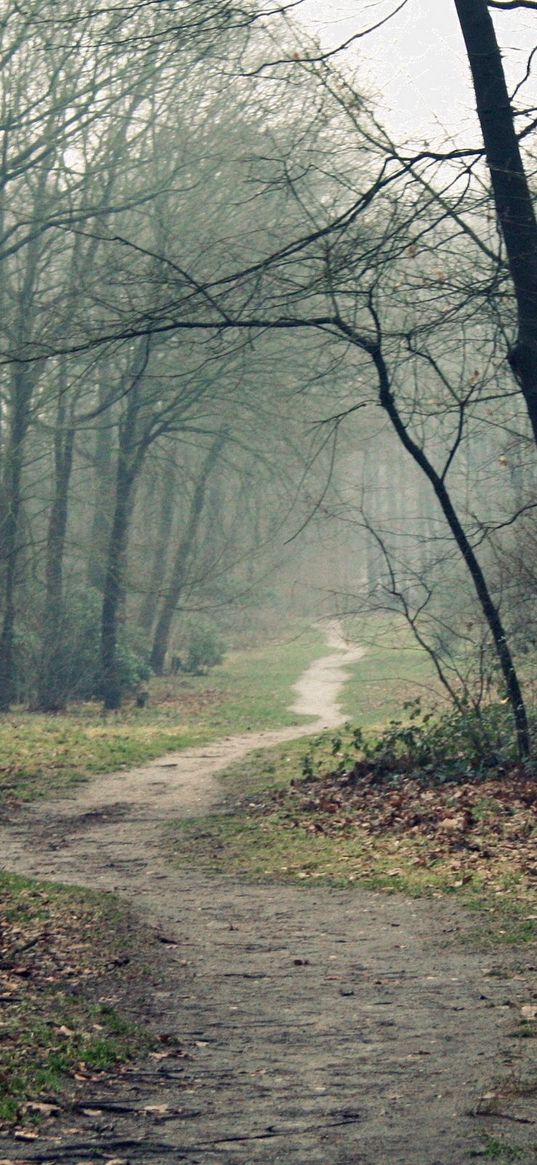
[297,0,537,148]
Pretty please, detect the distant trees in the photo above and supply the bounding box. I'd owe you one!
[0,0,357,710]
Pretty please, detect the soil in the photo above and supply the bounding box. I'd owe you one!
[1,626,536,1163]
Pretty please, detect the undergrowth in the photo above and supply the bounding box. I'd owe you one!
[0,873,149,1128]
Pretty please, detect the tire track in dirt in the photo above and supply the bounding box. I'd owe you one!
[0,626,535,1163]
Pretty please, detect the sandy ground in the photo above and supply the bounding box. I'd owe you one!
[1,626,536,1163]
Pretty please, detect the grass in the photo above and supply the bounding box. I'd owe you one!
[0,872,149,1126]
[166,617,537,948]
[340,612,438,727]
[182,621,329,732]
[0,614,439,806]
[168,802,506,893]
[0,623,327,803]
[473,1139,535,1161]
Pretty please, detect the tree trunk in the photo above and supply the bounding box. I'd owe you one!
[137,458,177,635]
[100,454,136,711]
[150,433,226,675]
[0,368,33,710]
[453,0,537,442]
[370,341,530,758]
[36,387,75,711]
[0,227,43,710]
[87,377,115,592]
[99,342,151,710]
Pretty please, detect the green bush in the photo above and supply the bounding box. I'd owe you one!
[178,618,225,675]
[361,699,516,780]
[14,588,151,706]
[302,698,519,787]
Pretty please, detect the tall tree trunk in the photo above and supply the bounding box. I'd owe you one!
[87,376,115,592]
[99,342,151,710]
[454,0,537,442]
[36,383,75,711]
[0,227,43,710]
[137,458,177,635]
[0,368,33,710]
[150,433,226,675]
[100,453,136,711]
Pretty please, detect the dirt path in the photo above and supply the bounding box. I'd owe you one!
[1,628,536,1163]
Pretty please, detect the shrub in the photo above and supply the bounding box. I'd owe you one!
[361,699,516,780]
[14,588,151,706]
[302,698,520,788]
[177,618,225,675]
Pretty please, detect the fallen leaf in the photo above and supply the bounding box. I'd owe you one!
[21,1101,60,1116]
[150,1048,189,1061]
[144,1104,170,1118]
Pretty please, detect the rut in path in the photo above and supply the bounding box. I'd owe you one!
[0,626,535,1164]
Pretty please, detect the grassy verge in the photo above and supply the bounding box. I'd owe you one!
[167,717,537,947]
[340,612,438,727]
[160,615,537,941]
[0,872,149,1129]
[170,804,537,936]
[0,624,327,803]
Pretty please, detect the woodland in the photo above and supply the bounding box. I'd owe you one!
[0,0,536,765]
[3,3,537,1155]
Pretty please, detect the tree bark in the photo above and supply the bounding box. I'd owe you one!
[99,344,151,711]
[0,367,34,710]
[150,433,226,675]
[87,376,115,592]
[100,452,137,710]
[0,224,44,709]
[36,383,75,711]
[137,458,177,635]
[453,0,537,442]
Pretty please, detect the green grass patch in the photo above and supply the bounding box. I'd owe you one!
[216,738,311,801]
[0,872,148,1127]
[340,613,439,728]
[0,719,201,802]
[167,807,477,892]
[473,1138,533,1161]
[184,622,328,733]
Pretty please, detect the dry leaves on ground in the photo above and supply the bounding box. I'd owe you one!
[270,763,537,881]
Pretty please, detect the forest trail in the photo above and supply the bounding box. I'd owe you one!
[1,622,365,844]
[0,626,535,1163]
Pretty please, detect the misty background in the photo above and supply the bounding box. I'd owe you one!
[0,0,535,757]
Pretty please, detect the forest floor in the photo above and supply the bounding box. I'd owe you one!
[1,627,537,1163]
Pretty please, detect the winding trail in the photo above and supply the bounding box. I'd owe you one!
[0,626,535,1163]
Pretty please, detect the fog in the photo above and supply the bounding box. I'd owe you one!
[0,0,535,757]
